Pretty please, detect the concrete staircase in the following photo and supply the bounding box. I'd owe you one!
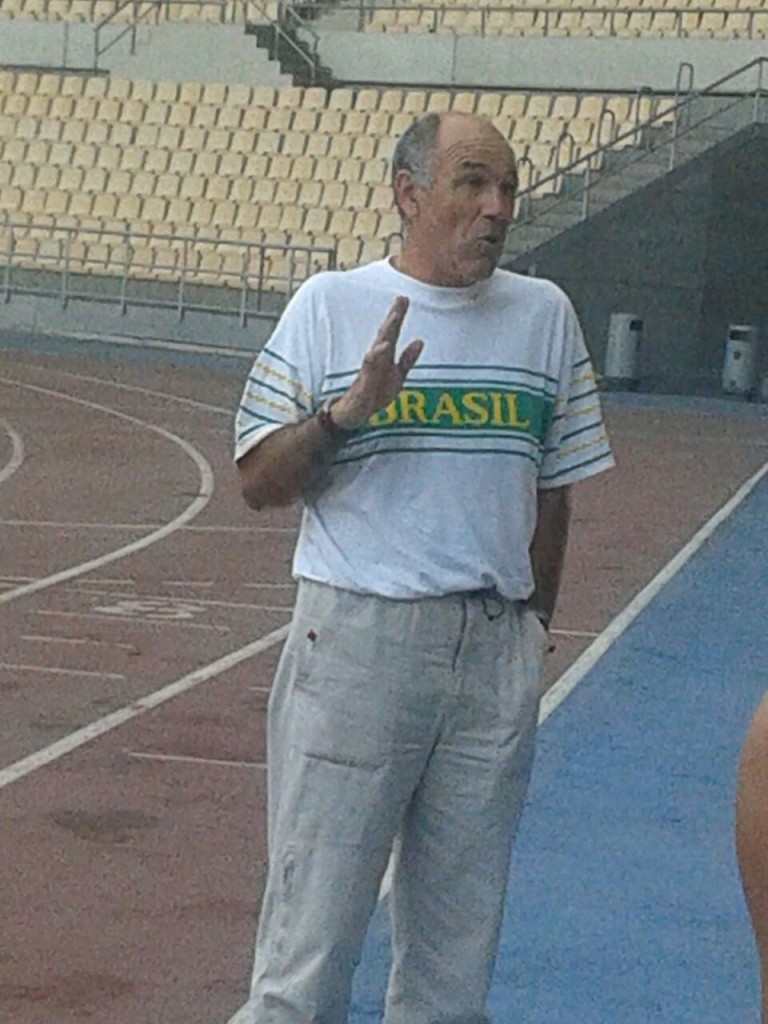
[504,93,761,261]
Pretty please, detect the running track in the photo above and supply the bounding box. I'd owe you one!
[1,335,767,1023]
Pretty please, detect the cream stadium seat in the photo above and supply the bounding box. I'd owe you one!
[292,156,316,181]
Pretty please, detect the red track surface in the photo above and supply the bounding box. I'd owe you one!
[0,348,766,1024]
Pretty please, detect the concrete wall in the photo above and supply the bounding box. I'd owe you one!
[0,20,290,83]
[0,287,277,354]
[699,131,768,382]
[504,125,768,394]
[316,32,767,93]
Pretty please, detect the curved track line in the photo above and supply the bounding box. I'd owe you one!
[0,377,214,605]
[0,624,290,792]
[0,417,25,485]
[48,367,232,415]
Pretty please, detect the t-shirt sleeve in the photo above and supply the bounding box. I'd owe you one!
[538,302,614,489]
[234,279,326,463]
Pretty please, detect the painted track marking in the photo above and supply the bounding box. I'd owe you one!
[0,377,214,606]
[0,624,290,791]
[0,418,25,485]
[1,662,125,680]
[33,608,233,631]
[126,751,267,770]
[30,365,232,416]
[21,634,139,652]
[0,519,295,533]
[539,455,768,724]
[223,457,768,1024]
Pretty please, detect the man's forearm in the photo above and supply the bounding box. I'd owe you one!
[528,485,572,625]
[237,414,346,510]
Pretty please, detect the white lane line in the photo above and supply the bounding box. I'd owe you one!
[34,609,232,632]
[65,588,293,613]
[1,662,125,680]
[50,368,232,415]
[0,519,295,533]
[126,751,266,769]
[165,580,216,588]
[0,418,25,485]
[21,634,139,652]
[0,624,290,792]
[0,377,214,606]
[539,455,768,724]
[551,629,600,638]
[370,457,768,916]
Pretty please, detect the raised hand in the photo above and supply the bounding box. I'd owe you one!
[331,295,424,431]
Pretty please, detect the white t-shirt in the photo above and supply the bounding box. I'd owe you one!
[235,258,613,601]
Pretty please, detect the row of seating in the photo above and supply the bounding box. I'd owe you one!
[0,0,279,23]
[0,73,672,289]
[0,101,634,146]
[364,6,768,37]
[0,72,667,123]
[367,0,765,8]
[0,131,582,208]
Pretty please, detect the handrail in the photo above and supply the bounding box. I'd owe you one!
[0,218,335,324]
[277,1,323,83]
[243,0,321,85]
[93,0,232,69]
[510,56,768,240]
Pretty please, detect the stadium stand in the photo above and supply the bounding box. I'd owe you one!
[358,6,768,40]
[0,68,671,294]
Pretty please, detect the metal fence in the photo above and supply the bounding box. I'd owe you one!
[1,218,336,325]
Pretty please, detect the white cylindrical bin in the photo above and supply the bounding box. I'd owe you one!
[604,313,643,389]
[722,324,758,397]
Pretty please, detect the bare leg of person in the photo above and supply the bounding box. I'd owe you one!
[736,692,768,1024]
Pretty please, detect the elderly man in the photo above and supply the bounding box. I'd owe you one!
[234,111,613,1023]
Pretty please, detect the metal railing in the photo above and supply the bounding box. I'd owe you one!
[93,0,240,69]
[1,218,336,325]
[509,56,767,238]
[243,0,323,85]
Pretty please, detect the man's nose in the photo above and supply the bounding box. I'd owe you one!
[482,185,514,221]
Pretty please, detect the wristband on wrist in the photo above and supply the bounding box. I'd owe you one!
[316,398,358,443]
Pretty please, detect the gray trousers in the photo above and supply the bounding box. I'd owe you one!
[245,580,546,1024]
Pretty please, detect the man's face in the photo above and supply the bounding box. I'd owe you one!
[401,116,518,288]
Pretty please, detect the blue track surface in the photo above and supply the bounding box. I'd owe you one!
[351,476,768,1023]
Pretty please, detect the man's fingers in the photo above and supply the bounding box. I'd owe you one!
[398,339,424,377]
[374,295,409,349]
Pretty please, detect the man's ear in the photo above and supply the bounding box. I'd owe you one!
[393,169,420,221]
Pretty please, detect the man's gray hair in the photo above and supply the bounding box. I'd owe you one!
[391,112,442,190]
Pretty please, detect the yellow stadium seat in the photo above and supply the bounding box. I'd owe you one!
[270,154,292,180]
[328,135,353,159]
[241,108,268,133]
[180,174,206,200]
[354,88,380,112]
[299,181,323,207]
[219,152,245,177]
[302,87,327,110]
[292,155,316,181]
[292,108,319,133]
[351,135,376,161]
[282,132,307,158]
[452,92,477,114]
